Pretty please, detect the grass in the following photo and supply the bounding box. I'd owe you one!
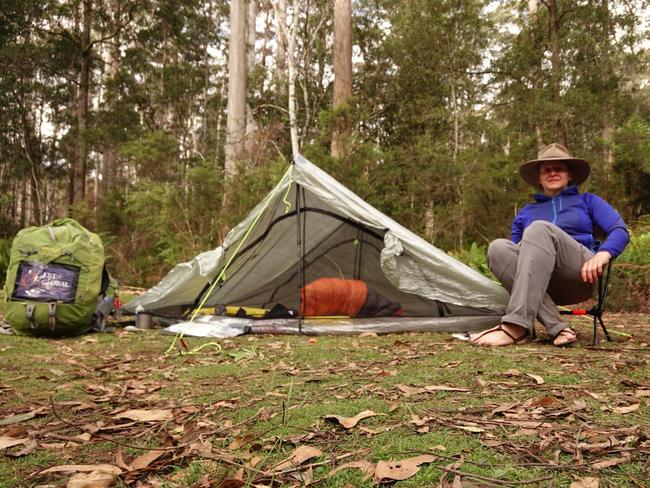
[0,311,649,487]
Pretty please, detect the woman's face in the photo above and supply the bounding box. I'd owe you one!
[538,161,571,196]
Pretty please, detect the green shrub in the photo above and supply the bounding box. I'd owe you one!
[610,220,650,311]
[0,238,10,286]
[448,242,496,281]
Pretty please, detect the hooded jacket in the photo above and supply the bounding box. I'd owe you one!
[511,186,630,258]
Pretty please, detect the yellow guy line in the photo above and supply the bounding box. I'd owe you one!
[165,165,294,355]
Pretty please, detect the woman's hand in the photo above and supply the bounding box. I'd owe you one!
[581,251,612,283]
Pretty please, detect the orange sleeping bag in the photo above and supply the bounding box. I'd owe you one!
[300,278,402,317]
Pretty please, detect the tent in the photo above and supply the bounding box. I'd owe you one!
[124,155,509,335]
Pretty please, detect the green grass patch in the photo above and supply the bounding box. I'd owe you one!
[0,315,649,486]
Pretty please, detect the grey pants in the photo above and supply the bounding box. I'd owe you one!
[487,221,595,337]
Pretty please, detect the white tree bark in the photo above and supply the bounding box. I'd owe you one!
[273,0,299,158]
[245,0,259,155]
[224,0,248,178]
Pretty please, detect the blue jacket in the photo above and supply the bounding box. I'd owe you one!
[512,186,630,258]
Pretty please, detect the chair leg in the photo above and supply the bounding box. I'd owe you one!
[592,260,613,345]
[592,311,611,345]
[598,314,611,343]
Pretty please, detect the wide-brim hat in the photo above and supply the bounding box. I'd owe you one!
[519,143,590,187]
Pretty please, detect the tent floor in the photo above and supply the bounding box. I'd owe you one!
[158,314,501,337]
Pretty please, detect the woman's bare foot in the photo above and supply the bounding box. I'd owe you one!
[553,327,577,346]
[470,323,529,346]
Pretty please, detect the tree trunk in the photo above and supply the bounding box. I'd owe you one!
[331,0,352,159]
[224,0,248,180]
[101,0,121,197]
[601,0,615,180]
[72,0,92,208]
[544,0,567,145]
[245,0,259,157]
[273,0,299,158]
[528,0,544,149]
[275,0,287,98]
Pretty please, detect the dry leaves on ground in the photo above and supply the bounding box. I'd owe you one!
[324,410,378,429]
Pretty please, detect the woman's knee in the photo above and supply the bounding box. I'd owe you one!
[487,239,513,271]
[522,220,555,240]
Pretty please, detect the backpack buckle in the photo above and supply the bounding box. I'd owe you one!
[25,303,37,329]
[48,303,57,331]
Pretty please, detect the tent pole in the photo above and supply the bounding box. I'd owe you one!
[296,184,305,332]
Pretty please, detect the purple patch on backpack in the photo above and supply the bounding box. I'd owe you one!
[12,262,80,303]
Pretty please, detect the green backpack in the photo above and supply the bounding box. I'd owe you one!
[3,219,115,337]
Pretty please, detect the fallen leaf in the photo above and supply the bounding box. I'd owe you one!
[358,332,378,337]
[74,433,92,443]
[396,384,424,397]
[456,425,485,433]
[424,385,469,392]
[115,450,130,471]
[41,465,122,476]
[66,469,116,488]
[572,399,588,412]
[442,360,461,368]
[531,396,560,407]
[504,369,521,377]
[635,390,650,398]
[0,437,30,450]
[570,477,599,488]
[72,402,98,413]
[275,445,322,471]
[113,409,173,422]
[592,455,631,469]
[513,428,538,437]
[410,414,427,427]
[324,410,378,429]
[41,442,66,450]
[216,480,245,488]
[481,440,506,448]
[585,390,604,401]
[328,461,375,480]
[491,402,519,415]
[130,448,166,471]
[228,434,254,450]
[258,406,274,420]
[612,404,640,414]
[526,373,544,384]
[374,454,436,482]
[0,412,36,426]
[6,439,37,457]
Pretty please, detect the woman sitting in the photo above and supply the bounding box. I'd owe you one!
[470,143,630,347]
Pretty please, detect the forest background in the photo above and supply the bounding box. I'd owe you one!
[1,0,649,310]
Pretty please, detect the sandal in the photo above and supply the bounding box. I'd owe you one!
[469,323,529,347]
[553,327,577,347]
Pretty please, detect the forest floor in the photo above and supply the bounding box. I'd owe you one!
[0,311,648,488]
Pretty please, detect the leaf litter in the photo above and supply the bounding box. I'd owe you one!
[0,314,649,486]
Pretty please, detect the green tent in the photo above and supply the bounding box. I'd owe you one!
[124,155,508,334]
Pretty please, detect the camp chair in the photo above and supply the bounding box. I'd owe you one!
[559,260,613,345]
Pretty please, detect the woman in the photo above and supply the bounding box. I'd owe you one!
[470,143,630,347]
